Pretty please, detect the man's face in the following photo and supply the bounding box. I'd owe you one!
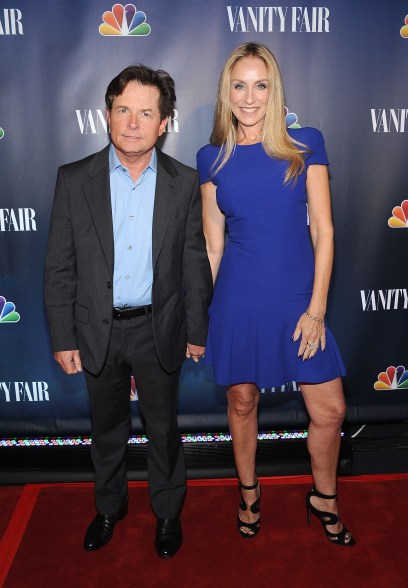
[106,81,167,160]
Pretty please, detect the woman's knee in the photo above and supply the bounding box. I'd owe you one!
[312,400,346,428]
[302,379,347,428]
[228,385,259,418]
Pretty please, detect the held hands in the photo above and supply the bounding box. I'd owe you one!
[54,350,83,374]
[292,313,326,361]
[186,343,205,363]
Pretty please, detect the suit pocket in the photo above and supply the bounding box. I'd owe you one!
[74,302,89,324]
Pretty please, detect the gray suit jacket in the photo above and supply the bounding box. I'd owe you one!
[44,145,212,375]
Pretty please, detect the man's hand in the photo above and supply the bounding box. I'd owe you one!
[186,344,205,363]
[54,350,83,374]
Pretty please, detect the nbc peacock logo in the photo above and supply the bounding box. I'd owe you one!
[99,4,151,36]
[400,15,408,38]
[374,365,408,390]
[388,199,408,228]
[0,296,20,323]
[285,107,301,129]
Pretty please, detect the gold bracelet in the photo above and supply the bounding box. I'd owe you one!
[306,312,325,324]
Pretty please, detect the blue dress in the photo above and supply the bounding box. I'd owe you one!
[196,127,346,387]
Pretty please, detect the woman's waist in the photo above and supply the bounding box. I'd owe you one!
[210,284,313,309]
[222,243,314,264]
[226,232,311,249]
[216,260,314,290]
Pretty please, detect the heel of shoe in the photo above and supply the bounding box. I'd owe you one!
[305,488,355,546]
[237,479,261,539]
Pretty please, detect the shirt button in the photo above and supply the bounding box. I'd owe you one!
[107,282,112,289]
[128,245,132,250]
[125,275,130,280]
[102,319,109,325]
[129,216,134,220]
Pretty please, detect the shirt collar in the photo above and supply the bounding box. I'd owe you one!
[109,144,157,175]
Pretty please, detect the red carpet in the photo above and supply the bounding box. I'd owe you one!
[1,475,407,588]
[0,487,23,541]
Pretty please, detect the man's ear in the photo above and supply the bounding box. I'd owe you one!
[158,117,168,136]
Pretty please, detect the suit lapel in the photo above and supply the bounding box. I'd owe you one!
[82,146,114,276]
[152,149,178,268]
[81,145,178,274]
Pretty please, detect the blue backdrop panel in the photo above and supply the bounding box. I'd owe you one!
[0,0,407,436]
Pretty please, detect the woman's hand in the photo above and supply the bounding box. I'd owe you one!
[292,313,326,360]
[186,343,205,363]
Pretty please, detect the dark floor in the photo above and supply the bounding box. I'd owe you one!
[0,423,407,484]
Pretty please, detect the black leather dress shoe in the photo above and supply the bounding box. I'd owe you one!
[83,503,128,551]
[155,518,182,559]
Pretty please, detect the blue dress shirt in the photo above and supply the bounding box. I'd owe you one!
[109,144,157,307]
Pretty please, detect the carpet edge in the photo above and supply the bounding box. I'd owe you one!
[0,485,41,588]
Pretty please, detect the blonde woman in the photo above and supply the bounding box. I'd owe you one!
[197,42,354,545]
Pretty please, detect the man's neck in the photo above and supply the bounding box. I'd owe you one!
[114,146,154,182]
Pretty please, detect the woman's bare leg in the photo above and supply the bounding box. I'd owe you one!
[227,383,260,534]
[301,377,352,540]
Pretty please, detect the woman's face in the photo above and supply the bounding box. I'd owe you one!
[229,56,269,134]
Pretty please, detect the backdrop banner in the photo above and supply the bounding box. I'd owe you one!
[1,0,407,436]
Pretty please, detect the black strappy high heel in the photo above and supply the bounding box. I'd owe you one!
[237,480,261,539]
[305,488,355,546]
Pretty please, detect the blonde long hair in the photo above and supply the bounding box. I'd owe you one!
[210,42,306,183]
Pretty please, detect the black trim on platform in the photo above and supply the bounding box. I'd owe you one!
[0,437,352,484]
[1,424,407,485]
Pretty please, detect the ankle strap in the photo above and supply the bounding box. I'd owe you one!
[312,488,337,500]
[239,479,258,491]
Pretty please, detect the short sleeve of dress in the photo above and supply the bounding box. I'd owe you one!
[196,144,218,185]
[303,128,329,169]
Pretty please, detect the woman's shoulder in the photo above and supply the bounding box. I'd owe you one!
[287,126,324,147]
[196,144,222,183]
[197,143,221,159]
[288,127,328,165]
[196,143,222,171]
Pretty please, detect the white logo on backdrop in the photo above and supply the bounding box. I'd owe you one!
[371,109,408,133]
[0,382,50,402]
[360,289,408,311]
[0,8,23,35]
[166,109,179,133]
[0,208,37,231]
[76,110,107,134]
[226,6,330,33]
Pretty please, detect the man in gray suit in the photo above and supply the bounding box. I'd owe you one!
[44,65,212,558]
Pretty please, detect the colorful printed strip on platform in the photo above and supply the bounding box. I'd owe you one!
[0,431,314,447]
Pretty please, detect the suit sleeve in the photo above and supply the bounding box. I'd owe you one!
[182,172,213,346]
[44,167,78,351]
